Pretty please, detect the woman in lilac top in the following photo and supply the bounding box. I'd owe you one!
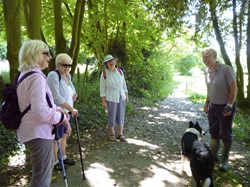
[100,54,129,141]
[17,40,71,187]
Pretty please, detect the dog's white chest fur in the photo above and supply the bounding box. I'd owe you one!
[185,128,201,140]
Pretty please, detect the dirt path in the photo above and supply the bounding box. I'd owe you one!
[51,77,250,187]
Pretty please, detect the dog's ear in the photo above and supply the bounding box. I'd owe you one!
[189,121,194,128]
[195,122,201,129]
[195,122,203,134]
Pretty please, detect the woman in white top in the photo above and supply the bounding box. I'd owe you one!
[47,53,78,170]
[100,54,129,141]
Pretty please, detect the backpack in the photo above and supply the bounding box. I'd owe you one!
[0,71,36,130]
[103,68,122,79]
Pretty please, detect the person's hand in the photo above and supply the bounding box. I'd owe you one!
[72,94,77,102]
[71,108,78,116]
[126,97,129,103]
[102,101,107,109]
[223,105,232,116]
[203,103,209,113]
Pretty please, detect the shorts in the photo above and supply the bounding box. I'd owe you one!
[54,113,72,140]
[107,96,125,127]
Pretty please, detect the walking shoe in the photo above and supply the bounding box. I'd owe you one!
[117,135,126,142]
[54,162,67,171]
[63,158,75,165]
[108,133,116,141]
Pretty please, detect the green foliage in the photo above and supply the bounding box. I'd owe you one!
[1,70,10,84]
[126,51,174,99]
[0,44,7,59]
[234,110,250,141]
[186,91,206,104]
[0,125,21,165]
[175,55,199,76]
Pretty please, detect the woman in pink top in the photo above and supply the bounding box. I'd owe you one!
[17,40,71,187]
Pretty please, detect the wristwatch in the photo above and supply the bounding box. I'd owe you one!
[227,103,233,108]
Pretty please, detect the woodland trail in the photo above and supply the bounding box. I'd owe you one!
[51,75,250,187]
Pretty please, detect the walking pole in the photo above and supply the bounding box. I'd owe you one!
[75,116,86,180]
[54,125,69,187]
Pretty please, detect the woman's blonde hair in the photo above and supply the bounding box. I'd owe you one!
[18,39,49,71]
[55,53,72,67]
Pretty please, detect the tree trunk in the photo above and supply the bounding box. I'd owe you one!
[54,0,67,54]
[247,0,250,101]
[68,0,85,77]
[3,0,21,83]
[209,1,232,67]
[104,0,108,55]
[233,0,245,101]
[23,0,41,39]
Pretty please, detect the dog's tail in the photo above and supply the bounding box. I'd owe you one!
[203,178,212,187]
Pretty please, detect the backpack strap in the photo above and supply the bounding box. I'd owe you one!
[16,71,37,88]
[16,71,37,115]
[46,93,53,107]
[103,70,107,80]
[118,68,122,76]
[55,70,61,81]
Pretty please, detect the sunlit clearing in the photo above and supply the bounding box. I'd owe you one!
[231,152,245,160]
[85,163,116,187]
[139,165,189,187]
[126,138,159,149]
[159,112,185,122]
[7,144,29,186]
[8,144,26,167]
[141,107,151,110]
[159,159,192,177]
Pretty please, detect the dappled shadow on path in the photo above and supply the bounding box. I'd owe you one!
[51,78,249,187]
[51,88,208,187]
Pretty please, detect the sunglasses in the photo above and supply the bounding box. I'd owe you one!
[43,52,51,57]
[60,63,72,68]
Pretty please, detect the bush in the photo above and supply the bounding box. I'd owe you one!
[126,52,174,99]
[0,125,21,165]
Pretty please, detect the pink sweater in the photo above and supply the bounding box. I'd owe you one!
[17,67,65,143]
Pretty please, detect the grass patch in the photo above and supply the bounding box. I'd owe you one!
[234,110,250,142]
[185,90,206,104]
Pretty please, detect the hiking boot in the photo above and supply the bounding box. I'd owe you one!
[219,141,232,172]
[210,138,220,163]
[63,158,75,166]
[54,162,67,171]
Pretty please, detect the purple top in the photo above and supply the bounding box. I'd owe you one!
[17,67,65,143]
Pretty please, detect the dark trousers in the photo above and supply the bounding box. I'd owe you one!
[208,103,236,142]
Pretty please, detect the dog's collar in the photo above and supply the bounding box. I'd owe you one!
[185,128,202,140]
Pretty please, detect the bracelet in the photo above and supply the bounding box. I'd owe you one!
[227,103,233,108]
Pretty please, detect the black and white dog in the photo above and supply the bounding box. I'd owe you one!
[181,121,214,187]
